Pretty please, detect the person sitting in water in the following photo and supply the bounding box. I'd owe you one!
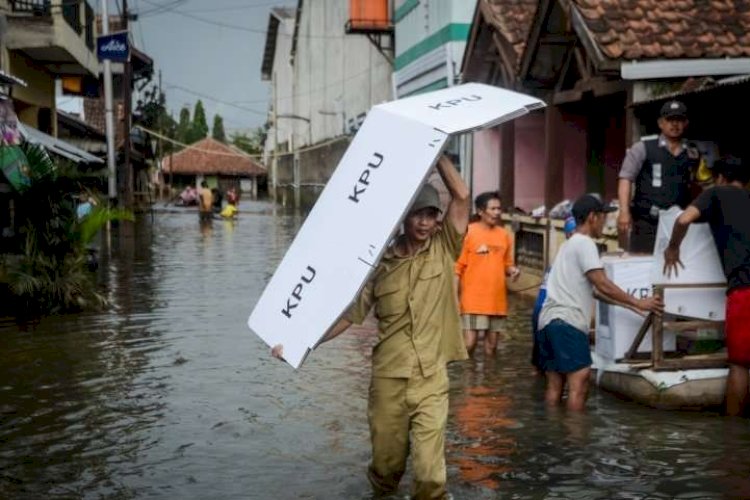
[220,200,238,219]
[177,185,197,206]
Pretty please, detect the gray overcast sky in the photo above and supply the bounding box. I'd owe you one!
[133,0,295,133]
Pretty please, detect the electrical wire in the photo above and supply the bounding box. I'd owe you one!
[133,0,186,17]
[163,61,377,107]
[166,84,268,116]
[139,0,345,39]
[177,2,288,13]
[136,125,262,158]
[134,0,148,50]
[137,123,351,159]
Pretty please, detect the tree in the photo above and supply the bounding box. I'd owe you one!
[190,100,208,143]
[230,126,267,155]
[212,114,226,142]
[135,84,177,156]
[176,106,191,145]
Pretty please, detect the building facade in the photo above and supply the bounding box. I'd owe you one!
[392,0,474,98]
[2,0,98,135]
[262,0,392,209]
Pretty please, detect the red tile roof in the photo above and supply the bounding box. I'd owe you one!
[571,0,750,60]
[479,0,539,66]
[163,137,266,177]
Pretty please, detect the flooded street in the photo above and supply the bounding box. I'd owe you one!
[1,200,749,499]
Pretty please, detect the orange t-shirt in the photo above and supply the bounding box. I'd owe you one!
[455,222,514,316]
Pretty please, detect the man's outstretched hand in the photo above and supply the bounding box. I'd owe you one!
[663,244,685,278]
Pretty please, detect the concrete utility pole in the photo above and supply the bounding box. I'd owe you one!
[101,0,117,201]
[121,0,133,209]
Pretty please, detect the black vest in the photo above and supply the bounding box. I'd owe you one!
[632,138,696,217]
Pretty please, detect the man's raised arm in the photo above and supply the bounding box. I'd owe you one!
[436,155,470,235]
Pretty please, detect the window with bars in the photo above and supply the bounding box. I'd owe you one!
[9,0,51,15]
[514,229,545,272]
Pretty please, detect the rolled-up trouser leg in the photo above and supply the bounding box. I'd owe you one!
[367,376,409,495]
[409,368,449,500]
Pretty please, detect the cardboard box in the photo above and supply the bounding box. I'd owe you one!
[651,206,726,320]
[595,255,676,361]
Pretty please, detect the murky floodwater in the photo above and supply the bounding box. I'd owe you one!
[1,200,749,499]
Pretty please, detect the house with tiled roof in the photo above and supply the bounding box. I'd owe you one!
[462,0,540,210]
[163,137,266,199]
[462,0,750,273]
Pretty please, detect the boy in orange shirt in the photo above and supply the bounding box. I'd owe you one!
[455,191,520,356]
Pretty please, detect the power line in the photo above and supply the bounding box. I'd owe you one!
[178,1,288,13]
[166,83,268,116]
[138,124,351,159]
[134,0,186,17]
[161,61,381,122]
[134,0,148,50]
[136,124,264,159]
[139,0,345,39]
[168,98,261,129]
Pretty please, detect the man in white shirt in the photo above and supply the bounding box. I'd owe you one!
[538,194,664,410]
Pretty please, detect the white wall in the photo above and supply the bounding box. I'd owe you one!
[265,12,296,162]
[393,0,474,97]
[291,0,392,146]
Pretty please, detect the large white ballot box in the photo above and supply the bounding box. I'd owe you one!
[651,206,726,320]
[595,255,676,361]
[248,83,545,369]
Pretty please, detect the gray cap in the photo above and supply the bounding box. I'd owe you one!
[410,183,441,213]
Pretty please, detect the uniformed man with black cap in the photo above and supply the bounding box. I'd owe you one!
[617,100,700,253]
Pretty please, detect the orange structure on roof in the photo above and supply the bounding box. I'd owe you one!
[347,0,390,32]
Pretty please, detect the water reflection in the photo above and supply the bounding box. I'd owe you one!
[0,200,749,499]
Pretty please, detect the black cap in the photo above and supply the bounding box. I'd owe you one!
[572,194,617,222]
[711,155,749,183]
[660,100,688,119]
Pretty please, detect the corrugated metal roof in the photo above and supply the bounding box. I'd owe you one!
[634,74,750,106]
[19,125,104,164]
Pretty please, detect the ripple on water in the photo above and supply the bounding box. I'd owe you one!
[0,205,749,499]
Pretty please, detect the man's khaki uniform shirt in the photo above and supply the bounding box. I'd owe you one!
[348,220,468,378]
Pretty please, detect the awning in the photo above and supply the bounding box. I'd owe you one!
[632,74,750,106]
[19,124,104,164]
[0,70,26,87]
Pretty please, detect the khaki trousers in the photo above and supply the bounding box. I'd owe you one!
[367,366,449,500]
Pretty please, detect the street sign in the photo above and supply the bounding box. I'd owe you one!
[248,83,546,368]
[97,31,129,62]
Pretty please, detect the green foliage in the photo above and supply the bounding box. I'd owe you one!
[230,126,267,155]
[76,205,133,249]
[135,84,177,156]
[190,100,209,143]
[5,143,133,315]
[9,227,94,313]
[212,114,226,142]
[176,106,192,145]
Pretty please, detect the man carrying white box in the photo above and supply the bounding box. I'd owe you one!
[664,156,750,416]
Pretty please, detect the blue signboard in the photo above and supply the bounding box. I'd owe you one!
[97,31,129,62]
